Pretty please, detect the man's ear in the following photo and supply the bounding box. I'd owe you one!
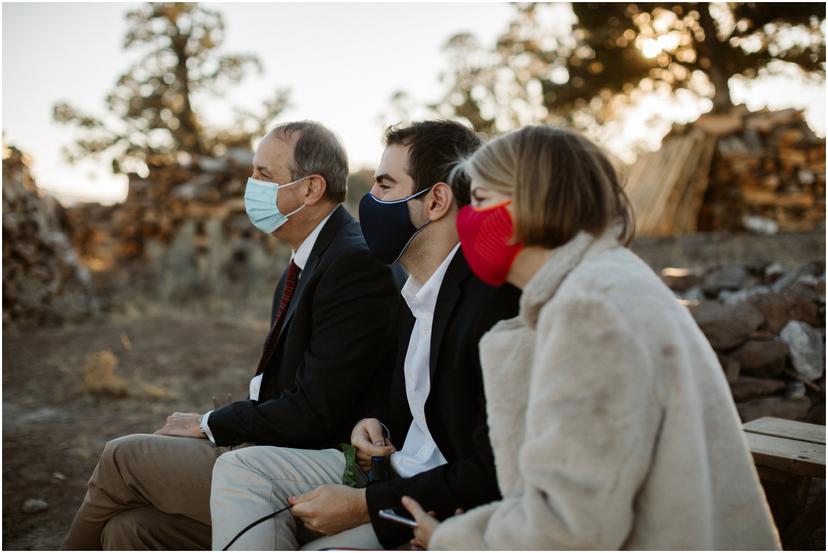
[424,182,455,221]
[303,174,328,206]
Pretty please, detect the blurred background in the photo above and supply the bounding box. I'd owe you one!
[2,2,826,549]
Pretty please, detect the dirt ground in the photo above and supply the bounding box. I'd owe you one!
[2,313,266,550]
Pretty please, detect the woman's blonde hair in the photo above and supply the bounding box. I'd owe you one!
[453,125,634,249]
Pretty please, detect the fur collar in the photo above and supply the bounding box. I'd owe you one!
[520,224,624,328]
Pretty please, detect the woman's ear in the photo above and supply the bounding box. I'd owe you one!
[426,182,455,220]
[303,174,328,205]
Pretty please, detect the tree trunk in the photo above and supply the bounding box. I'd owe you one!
[697,3,734,112]
[170,32,204,156]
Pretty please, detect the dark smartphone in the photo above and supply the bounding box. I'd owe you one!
[378,508,417,528]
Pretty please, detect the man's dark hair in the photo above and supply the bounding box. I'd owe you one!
[384,120,481,206]
[273,120,349,203]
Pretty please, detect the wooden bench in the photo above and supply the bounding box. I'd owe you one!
[743,416,825,549]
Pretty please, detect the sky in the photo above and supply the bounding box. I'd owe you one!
[2,2,826,205]
[2,2,514,203]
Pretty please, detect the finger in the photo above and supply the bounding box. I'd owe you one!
[353,441,395,458]
[290,487,320,505]
[455,508,464,515]
[365,421,386,445]
[401,496,427,523]
[290,502,311,518]
[357,456,372,472]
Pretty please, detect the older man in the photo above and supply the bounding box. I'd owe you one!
[61,121,399,550]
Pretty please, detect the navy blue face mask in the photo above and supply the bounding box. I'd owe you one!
[358,187,432,264]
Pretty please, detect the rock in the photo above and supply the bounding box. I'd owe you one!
[730,339,790,378]
[764,262,786,284]
[737,396,812,423]
[748,292,820,334]
[772,261,825,293]
[730,377,787,402]
[719,285,771,305]
[702,264,755,298]
[22,498,48,514]
[680,286,706,303]
[690,301,765,350]
[661,267,701,292]
[780,321,825,381]
[785,381,807,400]
[718,355,741,383]
[815,280,826,303]
[82,350,128,397]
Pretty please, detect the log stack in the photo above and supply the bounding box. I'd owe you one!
[64,148,292,318]
[625,107,825,236]
[2,144,98,325]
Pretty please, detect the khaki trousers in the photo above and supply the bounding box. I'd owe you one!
[61,433,245,550]
[211,446,382,551]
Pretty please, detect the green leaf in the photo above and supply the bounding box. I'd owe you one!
[340,443,359,487]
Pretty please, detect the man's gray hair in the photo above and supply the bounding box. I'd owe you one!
[271,121,349,203]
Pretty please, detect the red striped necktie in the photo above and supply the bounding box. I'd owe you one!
[255,260,301,375]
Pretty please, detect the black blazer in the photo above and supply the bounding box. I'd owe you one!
[208,205,399,448]
[365,249,521,548]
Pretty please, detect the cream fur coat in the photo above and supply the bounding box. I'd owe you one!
[430,227,780,550]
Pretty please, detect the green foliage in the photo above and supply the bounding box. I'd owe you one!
[340,443,360,487]
[53,2,290,175]
[427,2,825,136]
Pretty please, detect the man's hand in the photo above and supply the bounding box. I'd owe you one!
[350,418,395,471]
[402,496,440,550]
[289,485,369,536]
[154,412,205,438]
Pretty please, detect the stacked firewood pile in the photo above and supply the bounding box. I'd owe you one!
[2,144,98,325]
[662,259,825,424]
[67,148,262,264]
[64,148,291,317]
[625,107,825,236]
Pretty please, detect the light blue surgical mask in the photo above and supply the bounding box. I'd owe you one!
[244,176,308,233]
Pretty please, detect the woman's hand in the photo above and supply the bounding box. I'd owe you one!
[401,496,439,550]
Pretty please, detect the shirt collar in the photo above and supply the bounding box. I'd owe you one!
[291,209,335,270]
[401,243,460,319]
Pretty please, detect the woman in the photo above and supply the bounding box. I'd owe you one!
[401,125,779,550]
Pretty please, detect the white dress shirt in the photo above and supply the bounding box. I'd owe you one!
[201,210,335,443]
[390,243,460,478]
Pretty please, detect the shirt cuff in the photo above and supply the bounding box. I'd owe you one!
[200,411,216,444]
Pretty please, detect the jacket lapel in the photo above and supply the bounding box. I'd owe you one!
[277,205,353,339]
[428,248,471,379]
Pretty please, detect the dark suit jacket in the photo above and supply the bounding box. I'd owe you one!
[365,249,521,548]
[208,205,399,448]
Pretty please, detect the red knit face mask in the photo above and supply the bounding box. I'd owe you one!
[456,200,523,286]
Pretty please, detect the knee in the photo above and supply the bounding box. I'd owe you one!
[101,510,152,550]
[100,433,147,464]
[211,449,249,489]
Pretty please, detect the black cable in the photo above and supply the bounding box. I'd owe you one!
[222,505,292,551]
